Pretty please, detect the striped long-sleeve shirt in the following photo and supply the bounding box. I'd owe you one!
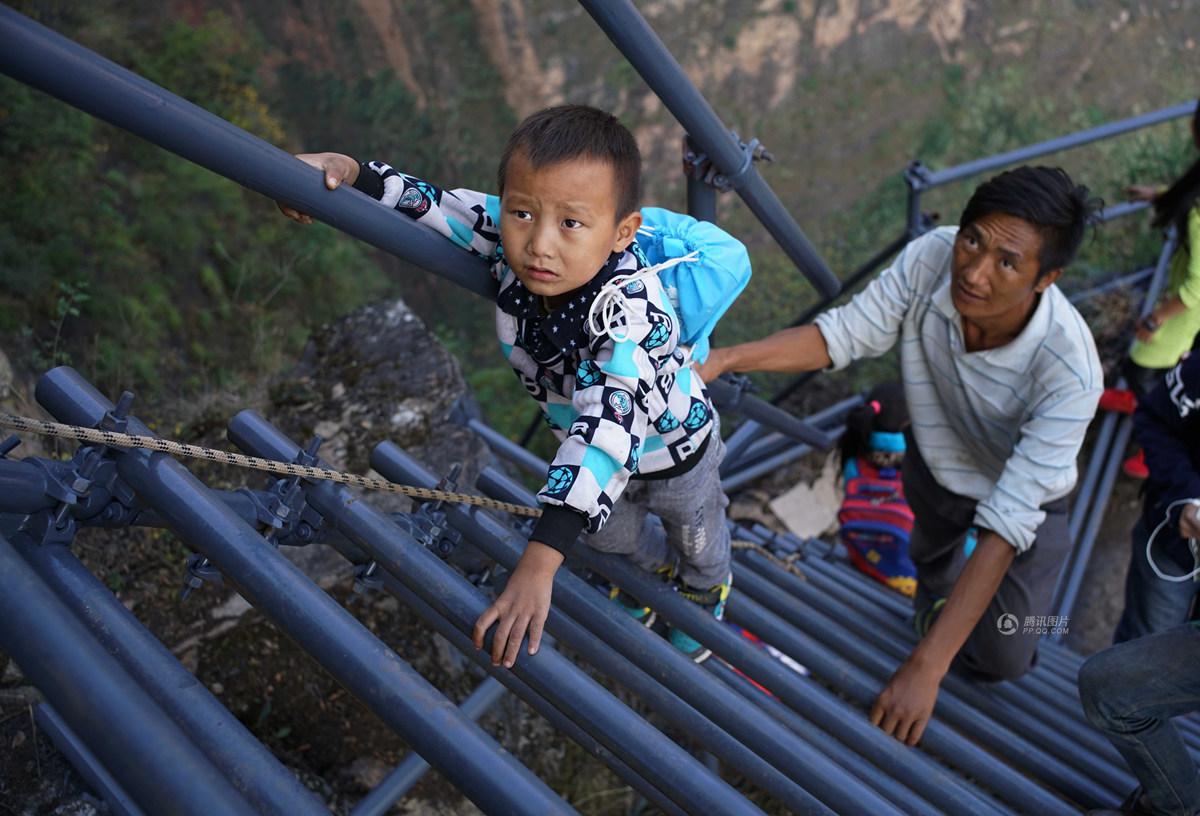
[814,227,1102,553]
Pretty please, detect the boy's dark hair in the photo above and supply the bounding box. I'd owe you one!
[497,105,642,220]
[1151,97,1200,247]
[838,381,909,466]
[959,166,1102,279]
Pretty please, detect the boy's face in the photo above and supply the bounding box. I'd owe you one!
[500,150,642,303]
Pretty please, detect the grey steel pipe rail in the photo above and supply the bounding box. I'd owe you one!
[0,457,60,514]
[729,544,1123,763]
[910,100,1198,190]
[466,463,1021,816]
[415,455,1003,815]
[597,546,1070,814]
[704,660,963,816]
[350,678,508,816]
[14,538,328,816]
[721,394,863,476]
[437,466,913,815]
[724,590,1110,809]
[226,411,761,816]
[705,377,835,449]
[732,553,1134,797]
[465,417,548,478]
[785,231,912,329]
[1054,227,1180,625]
[1067,267,1154,305]
[34,367,567,816]
[577,0,839,298]
[721,425,848,494]
[360,565,688,816]
[734,526,1168,769]
[0,5,496,299]
[35,704,146,816]
[0,531,259,816]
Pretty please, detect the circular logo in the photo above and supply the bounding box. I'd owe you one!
[608,390,633,417]
[623,279,645,295]
[997,613,1019,636]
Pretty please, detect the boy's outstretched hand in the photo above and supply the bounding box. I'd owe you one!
[473,540,564,668]
[276,152,361,224]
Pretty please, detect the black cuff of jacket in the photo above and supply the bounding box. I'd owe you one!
[352,162,384,200]
[531,505,587,554]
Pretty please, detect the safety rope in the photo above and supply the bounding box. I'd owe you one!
[0,412,543,518]
[731,539,807,580]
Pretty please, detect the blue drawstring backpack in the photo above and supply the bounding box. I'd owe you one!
[631,207,752,363]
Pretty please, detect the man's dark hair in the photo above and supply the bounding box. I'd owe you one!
[959,166,1102,278]
[1151,98,1200,246]
[498,105,642,220]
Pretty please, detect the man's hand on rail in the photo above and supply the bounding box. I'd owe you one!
[277,152,361,224]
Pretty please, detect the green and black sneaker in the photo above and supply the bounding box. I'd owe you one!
[669,572,733,664]
[608,562,676,627]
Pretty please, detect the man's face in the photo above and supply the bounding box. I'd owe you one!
[500,150,641,302]
[951,212,1061,329]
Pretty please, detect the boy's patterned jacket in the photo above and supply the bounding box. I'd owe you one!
[353,161,717,551]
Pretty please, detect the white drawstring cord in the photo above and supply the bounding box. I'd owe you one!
[586,252,699,342]
[1146,498,1200,582]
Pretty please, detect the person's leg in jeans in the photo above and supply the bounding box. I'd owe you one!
[1080,624,1200,816]
[646,420,732,661]
[647,429,731,592]
[586,480,668,574]
[1114,516,1199,643]
[902,439,1072,681]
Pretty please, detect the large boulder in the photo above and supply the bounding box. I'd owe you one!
[267,298,493,501]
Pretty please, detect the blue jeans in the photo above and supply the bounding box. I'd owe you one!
[1080,624,1200,816]
[1115,517,1199,644]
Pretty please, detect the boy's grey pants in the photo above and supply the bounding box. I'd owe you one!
[586,417,731,590]
[903,438,1071,682]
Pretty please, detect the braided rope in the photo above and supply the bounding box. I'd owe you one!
[732,539,808,580]
[0,412,542,518]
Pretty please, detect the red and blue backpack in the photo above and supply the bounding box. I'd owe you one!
[837,458,917,597]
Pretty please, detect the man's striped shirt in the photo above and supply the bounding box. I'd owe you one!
[814,227,1102,552]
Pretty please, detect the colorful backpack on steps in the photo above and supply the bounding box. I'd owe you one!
[837,458,917,597]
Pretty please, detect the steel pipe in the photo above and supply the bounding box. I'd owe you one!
[0,6,495,298]
[350,678,508,816]
[35,367,565,816]
[465,463,1025,816]
[35,704,146,816]
[366,567,687,816]
[0,532,257,816]
[226,410,759,816]
[14,538,327,816]
[394,453,999,815]
[915,101,1197,189]
[577,0,839,297]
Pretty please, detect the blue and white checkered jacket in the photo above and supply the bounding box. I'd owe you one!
[354,161,717,551]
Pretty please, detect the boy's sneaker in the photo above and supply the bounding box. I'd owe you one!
[608,562,676,627]
[669,572,733,664]
[609,586,656,627]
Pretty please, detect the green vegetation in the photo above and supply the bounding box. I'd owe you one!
[1,2,1195,440]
